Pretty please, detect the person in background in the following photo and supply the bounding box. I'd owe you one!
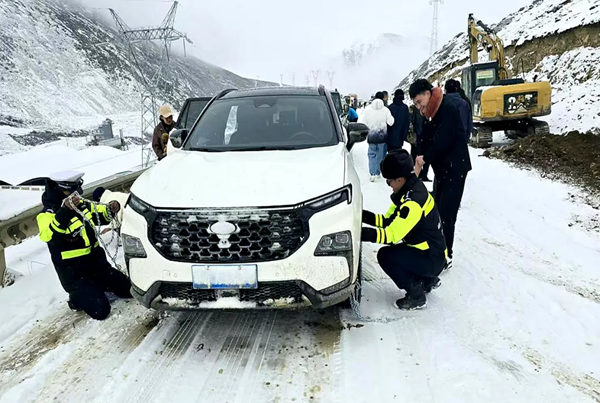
[410,104,431,182]
[347,104,359,123]
[382,90,389,107]
[361,150,446,310]
[409,79,471,269]
[37,171,132,320]
[359,91,395,182]
[445,79,473,140]
[152,105,175,161]
[387,89,410,152]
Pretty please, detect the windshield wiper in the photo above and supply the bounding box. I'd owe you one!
[236,146,299,151]
[188,147,225,152]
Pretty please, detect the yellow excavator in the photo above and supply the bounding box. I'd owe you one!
[462,13,552,148]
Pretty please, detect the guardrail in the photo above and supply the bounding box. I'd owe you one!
[0,168,149,286]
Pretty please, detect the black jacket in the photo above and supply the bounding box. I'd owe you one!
[411,107,425,152]
[37,182,113,269]
[362,175,447,259]
[422,96,472,179]
[387,100,410,148]
[445,93,472,140]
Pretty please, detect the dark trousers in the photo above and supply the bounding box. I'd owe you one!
[55,248,132,320]
[410,142,431,180]
[377,245,445,293]
[433,173,468,258]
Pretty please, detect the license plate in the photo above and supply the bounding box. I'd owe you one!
[191,265,258,290]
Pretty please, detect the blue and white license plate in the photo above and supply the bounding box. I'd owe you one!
[191,265,258,289]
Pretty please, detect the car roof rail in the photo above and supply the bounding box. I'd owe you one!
[318,85,326,96]
[216,88,237,99]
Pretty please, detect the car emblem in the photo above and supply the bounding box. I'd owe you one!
[208,219,239,249]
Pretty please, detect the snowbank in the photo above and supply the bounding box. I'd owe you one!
[0,145,141,186]
[0,145,143,220]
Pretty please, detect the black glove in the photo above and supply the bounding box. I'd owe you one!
[362,210,376,226]
[361,227,377,243]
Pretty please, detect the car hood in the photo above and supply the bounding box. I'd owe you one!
[131,144,347,208]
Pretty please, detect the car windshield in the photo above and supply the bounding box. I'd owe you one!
[183,95,337,151]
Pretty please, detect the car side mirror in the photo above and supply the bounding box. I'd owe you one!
[347,122,369,151]
[170,129,188,149]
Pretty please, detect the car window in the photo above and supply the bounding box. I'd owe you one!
[184,96,337,151]
[184,99,210,129]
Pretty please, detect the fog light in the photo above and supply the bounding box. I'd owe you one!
[315,231,352,256]
[122,234,147,258]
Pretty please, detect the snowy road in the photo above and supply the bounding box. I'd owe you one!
[1,142,600,402]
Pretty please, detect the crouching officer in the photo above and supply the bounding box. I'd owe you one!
[361,150,447,310]
[36,171,132,320]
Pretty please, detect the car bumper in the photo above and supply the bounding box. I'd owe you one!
[121,198,362,310]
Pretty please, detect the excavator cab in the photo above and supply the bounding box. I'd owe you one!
[461,61,500,100]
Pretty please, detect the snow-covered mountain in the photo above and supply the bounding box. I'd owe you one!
[0,0,273,132]
[328,33,430,99]
[396,0,600,134]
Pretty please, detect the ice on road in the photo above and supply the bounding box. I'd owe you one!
[1,142,599,402]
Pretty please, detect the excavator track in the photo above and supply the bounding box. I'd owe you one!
[504,120,550,139]
[471,125,493,148]
[531,119,550,136]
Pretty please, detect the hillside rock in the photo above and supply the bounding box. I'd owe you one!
[395,0,600,135]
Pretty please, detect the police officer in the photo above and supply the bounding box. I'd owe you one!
[361,150,447,309]
[36,171,132,320]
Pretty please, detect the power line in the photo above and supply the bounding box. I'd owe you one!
[104,1,192,168]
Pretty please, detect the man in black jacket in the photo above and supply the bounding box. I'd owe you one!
[387,89,410,152]
[36,171,132,320]
[409,79,472,266]
[362,150,446,309]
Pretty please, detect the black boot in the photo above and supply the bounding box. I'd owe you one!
[68,298,82,312]
[395,281,427,310]
[423,277,441,293]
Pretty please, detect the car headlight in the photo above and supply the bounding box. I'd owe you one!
[122,234,147,258]
[303,185,352,213]
[315,231,352,256]
[128,194,151,215]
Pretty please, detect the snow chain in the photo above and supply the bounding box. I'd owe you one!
[65,192,122,271]
[348,275,415,324]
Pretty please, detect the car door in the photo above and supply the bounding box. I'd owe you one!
[176,97,213,130]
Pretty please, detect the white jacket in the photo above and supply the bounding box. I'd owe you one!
[358,99,394,142]
[99,189,130,226]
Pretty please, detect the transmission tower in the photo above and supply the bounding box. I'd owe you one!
[429,0,443,55]
[311,70,320,87]
[305,76,310,86]
[327,71,335,88]
[108,2,192,167]
[289,73,296,86]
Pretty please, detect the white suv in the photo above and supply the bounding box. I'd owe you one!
[121,86,369,310]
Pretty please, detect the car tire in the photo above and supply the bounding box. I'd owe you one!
[340,247,362,309]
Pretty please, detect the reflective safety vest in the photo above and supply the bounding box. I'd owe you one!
[37,201,113,264]
[363,177,447,258]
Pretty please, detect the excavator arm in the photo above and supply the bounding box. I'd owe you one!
[467,13,508,80]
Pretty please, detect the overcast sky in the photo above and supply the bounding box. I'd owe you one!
[84,0,532,83]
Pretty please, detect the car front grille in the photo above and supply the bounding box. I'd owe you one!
[159,281,305,305]
[150,209,308,263]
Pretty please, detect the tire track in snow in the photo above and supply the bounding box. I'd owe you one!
[31,301,160,403]
[125,311,212,403]
[194,311,263,402]
[132,310,344,403]
[0,306,88,393]
[522,348,600,402]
